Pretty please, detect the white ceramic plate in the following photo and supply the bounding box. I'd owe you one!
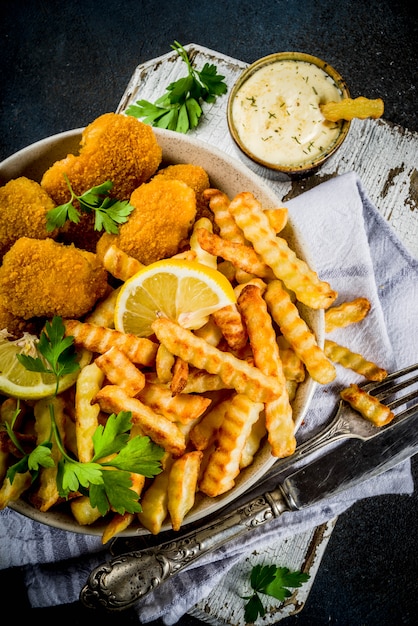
[0,127,321,536]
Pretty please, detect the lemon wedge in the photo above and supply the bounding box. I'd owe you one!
[0,330,91,400]
[114,259,236,337]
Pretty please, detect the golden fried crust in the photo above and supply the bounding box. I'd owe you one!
[40,113,163,251]
[153,163,209,203]
[41,113,162,203]
[0,177,56,259]
[97,178,196,265]
[0,237,109,319]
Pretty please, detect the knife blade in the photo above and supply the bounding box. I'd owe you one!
[80,406,418,611]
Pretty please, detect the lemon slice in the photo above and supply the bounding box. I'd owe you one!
[0,331,91,400]
[114,259,236,337]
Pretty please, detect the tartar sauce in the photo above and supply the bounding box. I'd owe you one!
[231,60,344,167]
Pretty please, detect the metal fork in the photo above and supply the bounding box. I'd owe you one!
[263,362,418,478]
[81,362,418,611]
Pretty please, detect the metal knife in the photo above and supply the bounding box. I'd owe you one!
[80,406,418,611]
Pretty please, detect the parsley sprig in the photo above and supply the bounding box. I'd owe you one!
[46,175,135,234]
[6,316,164,515]
[125,41,228,133]
[243,564,310,623]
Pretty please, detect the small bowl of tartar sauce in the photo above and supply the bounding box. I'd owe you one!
[227,52,351,179]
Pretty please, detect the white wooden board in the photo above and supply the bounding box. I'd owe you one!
[116,44,418,624]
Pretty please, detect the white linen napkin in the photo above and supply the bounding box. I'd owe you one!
[0,172,417,624]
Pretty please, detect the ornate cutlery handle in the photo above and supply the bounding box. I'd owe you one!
[80,486,290,611]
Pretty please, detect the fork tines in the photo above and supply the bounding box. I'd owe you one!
[362,362,418,420]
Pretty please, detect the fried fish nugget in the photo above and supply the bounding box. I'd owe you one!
[324,339,388,381]
[95,346,146,396]
[238,284,296,458]
[320,97,384,122]
[340,384,394,427]
[0,238,109,320]
[63,320,158,366]
[151,317,283,403]
[199,393,263,497]
[167,450,203,531]
[0,176,56,258]
[324,297,371,333]
[137,381,211,424]
[265,280,336,384]
[228,192,337,310]
[94,385,186,457]
[97,178,196,265]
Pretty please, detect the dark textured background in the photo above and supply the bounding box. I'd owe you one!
[0,0,417,624]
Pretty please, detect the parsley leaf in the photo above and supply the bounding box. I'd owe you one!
[7,315,164,517]
[46,175,135,234]
[243,564,310,623]
[17,316,80,395]
[125,41,227,133]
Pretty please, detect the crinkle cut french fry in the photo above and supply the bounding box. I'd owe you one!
[196,228,274,279]
[181,369,233,393]
[75,362,105,462]
[212,303,248,352]
[101,473,146,543]
[324,339,388,381]
[189,397,231,450]
[265,280,336,385]
[71,495,102,526]
[264,207,288,234]
[85,287,120,327]
[137,457,174,534]
[203,188,245,243]
[240,411,267,469]
[0,470,32,509]
[320,97,384,122]
[228,192,337,310]
[277,336,306,383]
[63,320,158,366]
[340,384,394,427]
[151,317,283,403]
[168,450,203,531]
[31,396,67,512]
[95,346,146,397]
[94,385,186,457]
[136,381,211,424]
[199,393,263,497]
[102,243,145,281]
[155,343,175,383]
[324,297,371,333]
[190,217,218,268]
[194,318,223,347]
[238,284,296,458]
[170,356,189,395]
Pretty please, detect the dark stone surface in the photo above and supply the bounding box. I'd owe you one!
[0,1,417,624]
